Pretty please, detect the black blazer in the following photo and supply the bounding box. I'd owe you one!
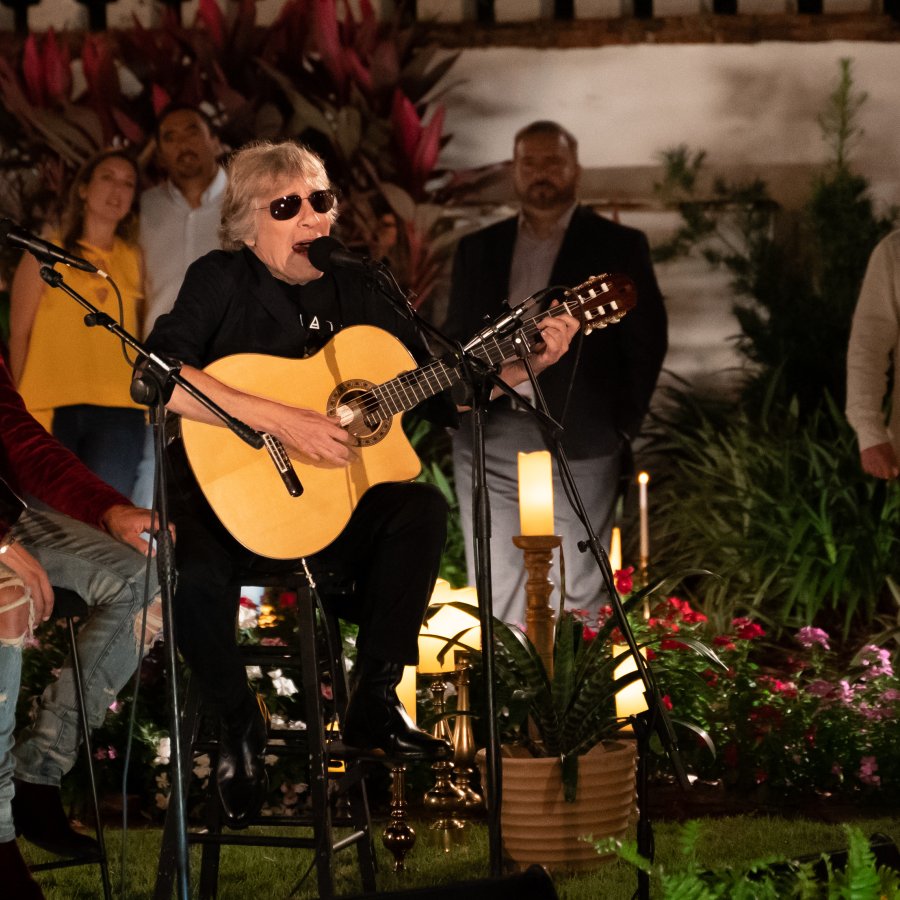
[445,206,668,458]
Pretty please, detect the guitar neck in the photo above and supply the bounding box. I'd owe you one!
[370,302,571,418]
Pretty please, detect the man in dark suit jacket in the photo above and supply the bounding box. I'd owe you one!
[446,120,668,622]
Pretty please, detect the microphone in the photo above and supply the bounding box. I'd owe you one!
[0,218,98,273]
[463,293,543,351]
[307,236,381,275]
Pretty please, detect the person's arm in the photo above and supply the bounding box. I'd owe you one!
[165,365,355,467]
[8,251,45,385]
[846,233,900,478]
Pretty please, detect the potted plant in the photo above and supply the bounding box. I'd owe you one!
[438,578,720,873]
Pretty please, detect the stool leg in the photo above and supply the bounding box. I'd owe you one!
[297,584,335,899]
[67,617,113,900]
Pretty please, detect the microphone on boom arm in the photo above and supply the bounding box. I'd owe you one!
[0,218,99,273]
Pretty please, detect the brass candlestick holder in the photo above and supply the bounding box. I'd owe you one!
[512,533,562,677]
[451,651,483,816]
[382,764,415,872]
[423,675,465,831]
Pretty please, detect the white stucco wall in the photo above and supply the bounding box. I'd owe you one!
[436,41,900,394]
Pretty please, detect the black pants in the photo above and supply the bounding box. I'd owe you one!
[168,469,448,712]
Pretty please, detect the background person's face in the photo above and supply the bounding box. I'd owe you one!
[156,109,220,184]
[80,156,137,228]
[512,131,580,212]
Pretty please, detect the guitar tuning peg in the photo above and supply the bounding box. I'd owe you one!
[583,325,593,336]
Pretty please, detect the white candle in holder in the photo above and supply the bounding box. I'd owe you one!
[518,451,554,536]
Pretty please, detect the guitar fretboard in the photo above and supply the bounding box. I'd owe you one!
[361,297,586,420]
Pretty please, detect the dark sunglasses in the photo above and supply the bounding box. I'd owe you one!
[258,189,337,220]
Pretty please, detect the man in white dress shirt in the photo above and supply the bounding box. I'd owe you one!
[132,104,227,507]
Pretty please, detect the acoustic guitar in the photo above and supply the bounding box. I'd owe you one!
[181,273,636,559]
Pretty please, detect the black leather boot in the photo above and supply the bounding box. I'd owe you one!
[342,656,452,760]
[11,779,99,858]
[1,838,46,899]
[216,692,270,829]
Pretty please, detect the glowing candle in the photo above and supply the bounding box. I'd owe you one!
[613,643,648,721]
[518,451,555,536]
[418,583,480,675]
[396,665,418,725]
[638,472,650,571]
[609,526,622,574]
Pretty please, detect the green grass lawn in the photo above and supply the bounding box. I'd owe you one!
[23,814,900,899]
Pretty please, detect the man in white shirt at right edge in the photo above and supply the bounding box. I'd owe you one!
[846,229,900,481]
[132,103,227,508]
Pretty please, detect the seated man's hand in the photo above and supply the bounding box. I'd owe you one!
[0,540,53,626]
[102,505,174,556]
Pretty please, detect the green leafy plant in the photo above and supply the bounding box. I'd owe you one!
[440,577,720,803]
[593,822,900,899]
[647,381,900,639]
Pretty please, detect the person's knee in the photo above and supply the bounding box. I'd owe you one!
[133,593,164,655]
[0,585,31,647]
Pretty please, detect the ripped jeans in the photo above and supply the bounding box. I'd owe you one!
[0,508,160,843]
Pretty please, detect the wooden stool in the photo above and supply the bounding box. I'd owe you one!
[154,573,377,899]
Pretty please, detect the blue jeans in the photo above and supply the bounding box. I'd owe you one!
[0,508,160,842]
[53,405,146,498]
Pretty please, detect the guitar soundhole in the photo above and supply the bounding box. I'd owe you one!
[327,380,391,448]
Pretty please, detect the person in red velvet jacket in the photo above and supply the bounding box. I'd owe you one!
[0,355,160,899]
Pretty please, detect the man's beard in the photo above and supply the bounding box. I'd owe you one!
[523,181,575,210]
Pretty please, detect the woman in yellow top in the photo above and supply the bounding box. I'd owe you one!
[8,149,146,496]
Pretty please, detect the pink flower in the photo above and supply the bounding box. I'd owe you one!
[837,679,856,704]
[858,755,881,787]
[806,679,836,698]
[795,626,830,650]
[260,637,288,647]
[881,688,900,703]
[858,645,893,680]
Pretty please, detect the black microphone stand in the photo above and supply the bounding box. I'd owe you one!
[38,264,269,900]
[506,322,689,900]
[354,260,563,879]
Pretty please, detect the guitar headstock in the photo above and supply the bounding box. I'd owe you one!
[564,273,637,335]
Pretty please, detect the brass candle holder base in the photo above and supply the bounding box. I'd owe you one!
[423,675,466,832]
[382,764,415,872]
[451,651,483,817]
[512,534,562,677]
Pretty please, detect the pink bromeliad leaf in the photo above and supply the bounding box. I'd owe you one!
[43,29,72,105]
[197,0,226,49]
[312,0,347,93]
[390,88,420,164]
[22,35,44,107]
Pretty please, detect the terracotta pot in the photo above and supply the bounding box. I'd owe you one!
[478,739,637,872]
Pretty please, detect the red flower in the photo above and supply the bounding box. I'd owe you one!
[713,636,737,652]
[754,768,768,785]
[239,596,256,609]
[659,638,688,651]
[661,695,673,711]
[278,591,298,609]
[614,566,634,595]
[582,626,598,643]
[702,667,719,687]
[723,742,739,768]
[732,617,765,640]
[645,646,657,661]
